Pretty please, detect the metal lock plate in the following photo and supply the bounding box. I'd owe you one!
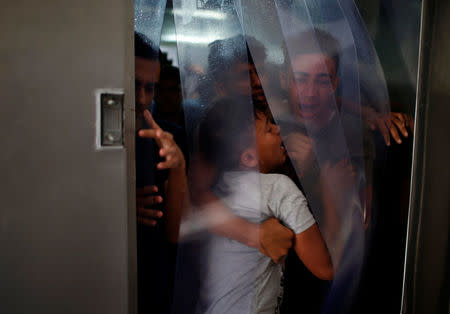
[100,93,124,147]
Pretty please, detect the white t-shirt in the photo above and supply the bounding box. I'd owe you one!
[197,171,315,314]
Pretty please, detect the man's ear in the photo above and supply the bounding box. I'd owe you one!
[332,76,339,93]
[240,147,259,169]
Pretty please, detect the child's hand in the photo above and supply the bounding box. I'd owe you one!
[136,185,163,227]
[138,110,186,170]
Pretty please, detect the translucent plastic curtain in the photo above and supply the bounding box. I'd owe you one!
[135,0,167,45]
[171,0,390,313]
[134,0,167,131]
[380,0,421,89]
[340,0,390,116]
[238,0,390,312]
[239,0,364,308]
[172,1,263,313]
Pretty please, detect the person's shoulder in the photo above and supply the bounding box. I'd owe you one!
[263,173,313,233]
[261,173,302,195]
[260,172,291,184]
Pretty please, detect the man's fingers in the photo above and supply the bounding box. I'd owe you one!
[392,117,408,137]
[157,159,177,170]
[160,146,177,158]
[139,128,172,150]
[376,118,390,146]
[389,122,402,144]
[143,109,161,130]
[259,217,294,263]
[405,114,414,131]
[159,130,174,142]
[137,207,163,218]
[136,185,158,196]
[138,129,158,139]
[137,206,163,227]
[137,195,163,206]
[392,112,405,124]
[137,217,157,227]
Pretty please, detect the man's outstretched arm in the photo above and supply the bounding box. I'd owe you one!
[138,110,187,243]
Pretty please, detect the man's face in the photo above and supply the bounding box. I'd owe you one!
[220,62,267,101]
[288,53,338,127]
[135,56,160,118]
[154,78,182,116]
[255,112,286,173]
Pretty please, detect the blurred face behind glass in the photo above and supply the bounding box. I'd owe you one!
[135,56,161,122]
[288,53,339,129]
[219,62,267,102]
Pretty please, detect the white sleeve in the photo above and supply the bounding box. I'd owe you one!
[266,174,316,235]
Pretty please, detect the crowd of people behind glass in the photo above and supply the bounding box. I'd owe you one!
[134,22,414,313]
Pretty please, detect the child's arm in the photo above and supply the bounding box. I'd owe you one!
[267,174,333,279]
[294,224,333,281]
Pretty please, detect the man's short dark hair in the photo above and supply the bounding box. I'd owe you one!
[285,28,341,73]
[159,65,181,84]
[207,35,267,83]
[135,31,159,61]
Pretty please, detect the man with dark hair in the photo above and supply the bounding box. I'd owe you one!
[154,65,184,126]
[134,31,186,314]
[277,28,346,314]
[207,35,268,104]
[283,29,341,132]
[134,32,161,130]
[277,28,377,314]
[286,29,341,75]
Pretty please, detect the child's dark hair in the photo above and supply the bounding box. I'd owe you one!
[198,97,271,172]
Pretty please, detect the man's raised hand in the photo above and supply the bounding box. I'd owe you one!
[138,109,185,170]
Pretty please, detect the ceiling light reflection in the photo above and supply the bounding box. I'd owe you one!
[172,9,227,20]
[161,33,226,44]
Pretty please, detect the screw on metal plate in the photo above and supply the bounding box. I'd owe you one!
[104,133,115,142]
[100,93,124,147]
